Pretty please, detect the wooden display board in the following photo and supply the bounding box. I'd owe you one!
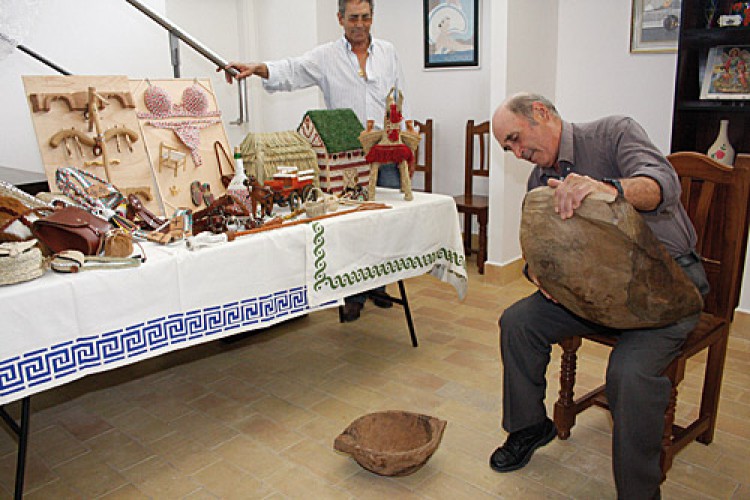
[130,78,230,217]
[22,75,164,216]
[23,76,233,218]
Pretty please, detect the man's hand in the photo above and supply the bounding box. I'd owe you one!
[547,173,617,220]
[218,62,269,84]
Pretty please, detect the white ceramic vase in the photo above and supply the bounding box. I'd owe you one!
[707,119,735,166]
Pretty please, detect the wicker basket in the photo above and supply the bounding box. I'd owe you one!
[0,239,46,286]
[304,187,327,218]
[324,193,340,212]
[334,410,447,476]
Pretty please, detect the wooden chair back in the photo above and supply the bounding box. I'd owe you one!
[669,152,750,320]
[412,119,433,193]
[464,120,490,198]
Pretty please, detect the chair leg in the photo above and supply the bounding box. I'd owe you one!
[478,211,488,275]
[660,358,683,481]
[697,332,730,444]
[463,213,472,254]
[554,336,582,439]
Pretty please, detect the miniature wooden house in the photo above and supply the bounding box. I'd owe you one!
[298,109,367,194]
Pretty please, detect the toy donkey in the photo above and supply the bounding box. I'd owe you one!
[359,88,420,201]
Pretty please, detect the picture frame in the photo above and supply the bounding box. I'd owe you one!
[423,0,479,69]
[630,0,680,54]
[700,45,750,100]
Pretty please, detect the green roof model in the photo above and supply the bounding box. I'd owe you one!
[301,109,364,154]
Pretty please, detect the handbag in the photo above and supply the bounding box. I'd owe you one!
[33,206,112,255]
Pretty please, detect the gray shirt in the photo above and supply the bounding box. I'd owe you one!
[527,116,696,257]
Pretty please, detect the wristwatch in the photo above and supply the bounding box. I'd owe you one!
[602,178,624,198]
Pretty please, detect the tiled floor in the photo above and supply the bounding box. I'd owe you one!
[1,255,749,499]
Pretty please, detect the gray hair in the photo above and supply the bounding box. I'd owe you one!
[505,92,560,124]
[338,0,374,16]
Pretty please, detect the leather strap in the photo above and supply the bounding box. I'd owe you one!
[214,141,235,178]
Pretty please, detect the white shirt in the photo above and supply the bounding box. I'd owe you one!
[263,36,409,127]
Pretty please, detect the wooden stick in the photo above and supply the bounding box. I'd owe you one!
[88,87,111,181]
[228,202,391,239]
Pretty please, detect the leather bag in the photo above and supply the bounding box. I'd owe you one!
[33,206,112,255]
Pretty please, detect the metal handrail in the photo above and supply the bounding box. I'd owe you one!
[125,0,249,125]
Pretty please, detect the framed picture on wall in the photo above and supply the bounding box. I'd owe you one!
[630,0,680,53]
[423,0,479,69]
[700,46,750,100]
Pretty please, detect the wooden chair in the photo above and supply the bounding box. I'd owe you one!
[454,120,490,274]
[553,152,750,480]
[412,119,433,193]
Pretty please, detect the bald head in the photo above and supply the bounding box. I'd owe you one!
[492,92,562,168]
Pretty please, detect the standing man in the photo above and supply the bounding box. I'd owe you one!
[222,0,407,322]
[489,92,708,499]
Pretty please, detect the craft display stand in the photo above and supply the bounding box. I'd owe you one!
[130,78,231,217]
[23,75,164,216]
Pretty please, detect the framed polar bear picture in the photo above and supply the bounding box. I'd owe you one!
[423,0,479,69]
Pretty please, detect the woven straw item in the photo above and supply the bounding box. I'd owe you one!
[0,239,45,286]
[304,187,327,218]
[240,130,319,182]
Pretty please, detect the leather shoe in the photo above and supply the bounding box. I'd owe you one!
[341,302,363,322]
[370,294,393,309]
[489,417,556,472]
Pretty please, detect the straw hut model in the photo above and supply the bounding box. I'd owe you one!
[240,130,318,185]
[297,109,367,194]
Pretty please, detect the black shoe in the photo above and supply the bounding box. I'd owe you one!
[370,294,394,309]
[341,302,363,322]
[489,418,557,473]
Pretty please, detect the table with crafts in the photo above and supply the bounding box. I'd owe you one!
[0,188,467,497]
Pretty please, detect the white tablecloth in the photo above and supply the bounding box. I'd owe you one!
[0,190,466,405]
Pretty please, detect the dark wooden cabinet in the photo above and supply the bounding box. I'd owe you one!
[671,0,750,155]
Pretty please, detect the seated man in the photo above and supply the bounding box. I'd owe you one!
[489,92,708,499]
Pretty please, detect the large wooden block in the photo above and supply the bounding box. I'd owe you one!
[520,187,703,329]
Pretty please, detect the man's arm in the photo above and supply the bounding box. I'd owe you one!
[220,62,269,84]
[547,174,661,219]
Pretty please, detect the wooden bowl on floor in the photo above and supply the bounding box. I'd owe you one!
[334,410,447,476]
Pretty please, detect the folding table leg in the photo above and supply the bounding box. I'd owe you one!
[397,279,418,347]
[1,397,31,500]
[340,280,419,347]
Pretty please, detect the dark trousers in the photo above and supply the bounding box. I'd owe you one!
[499,260,707,499]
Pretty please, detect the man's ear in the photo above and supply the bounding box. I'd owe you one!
[532,102,549,122]
[337,12,344,26]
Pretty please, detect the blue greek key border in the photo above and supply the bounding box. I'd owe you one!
[1,286,324,401]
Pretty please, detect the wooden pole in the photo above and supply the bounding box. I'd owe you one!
[87,87,111,182]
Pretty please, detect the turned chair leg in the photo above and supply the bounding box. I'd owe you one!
[554,336,582,439]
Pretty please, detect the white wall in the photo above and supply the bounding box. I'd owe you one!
[0,0,170,174]
[374,1,492,196]
[555,1,676,152]
[486,0,559,267]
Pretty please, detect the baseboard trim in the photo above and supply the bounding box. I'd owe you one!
[484,257,525,286]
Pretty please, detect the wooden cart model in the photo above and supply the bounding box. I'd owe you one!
[263,166,316,211]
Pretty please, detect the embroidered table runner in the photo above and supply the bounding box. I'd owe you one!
[305,189,467,307]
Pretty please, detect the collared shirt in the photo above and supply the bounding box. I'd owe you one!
[263,36,408,127]
[527,116,696,257]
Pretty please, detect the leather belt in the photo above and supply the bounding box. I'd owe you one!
[675,249,700,267]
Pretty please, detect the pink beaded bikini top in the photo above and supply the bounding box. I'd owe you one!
[137,81,221,119]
